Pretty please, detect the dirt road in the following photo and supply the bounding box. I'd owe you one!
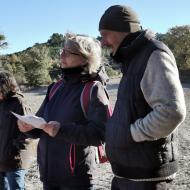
[24,78,190,190]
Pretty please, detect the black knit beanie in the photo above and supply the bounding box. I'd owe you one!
[99,5,141,33]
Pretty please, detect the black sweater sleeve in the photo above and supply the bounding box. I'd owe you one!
[26,83,54,138]
[56,82,110,146]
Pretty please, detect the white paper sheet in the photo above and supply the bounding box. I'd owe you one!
[11,112,46,129]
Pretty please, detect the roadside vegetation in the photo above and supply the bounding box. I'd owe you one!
[0,25,190,87]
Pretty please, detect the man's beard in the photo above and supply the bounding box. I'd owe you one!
[103,46,113,56]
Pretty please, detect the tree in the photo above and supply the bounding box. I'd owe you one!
[1,54,26,83]
[159,25,190,70]
[47,33,64,47]
[2,63,13,73]
[23,46,52,86]
[0,34,8,49]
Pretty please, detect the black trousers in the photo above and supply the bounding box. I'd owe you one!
[111,177,171,190]
[43,183,94,190]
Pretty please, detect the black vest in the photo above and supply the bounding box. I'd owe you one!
[106,30,178,179]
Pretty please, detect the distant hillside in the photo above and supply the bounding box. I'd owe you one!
[1,25,190,86]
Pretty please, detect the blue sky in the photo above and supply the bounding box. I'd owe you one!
[0,0,190,55]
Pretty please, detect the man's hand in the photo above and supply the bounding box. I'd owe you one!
[41,121,61,137]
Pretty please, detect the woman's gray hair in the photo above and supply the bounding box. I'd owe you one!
[0,71,19,98]
[64,32,103,74]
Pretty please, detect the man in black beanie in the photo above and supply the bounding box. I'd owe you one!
[99,5,186,190]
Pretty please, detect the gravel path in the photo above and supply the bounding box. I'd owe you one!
[23,78,190,190]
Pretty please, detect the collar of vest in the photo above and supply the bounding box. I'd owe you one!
[112,30,155,64]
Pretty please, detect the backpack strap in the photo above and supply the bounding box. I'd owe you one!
[81,80,112,118]
[80,80,99,118]
[48,79,63,101]
[81,80,112,164]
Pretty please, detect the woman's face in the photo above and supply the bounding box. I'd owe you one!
[60,48,86,69]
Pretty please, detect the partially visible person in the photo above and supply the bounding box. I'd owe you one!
[18,33,110,190]
[0,71,34,190]
[98,5,186,190]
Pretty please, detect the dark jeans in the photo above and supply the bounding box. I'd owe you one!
[43,183,95,190]
[111,176,171,190]
[0,169,26,190]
